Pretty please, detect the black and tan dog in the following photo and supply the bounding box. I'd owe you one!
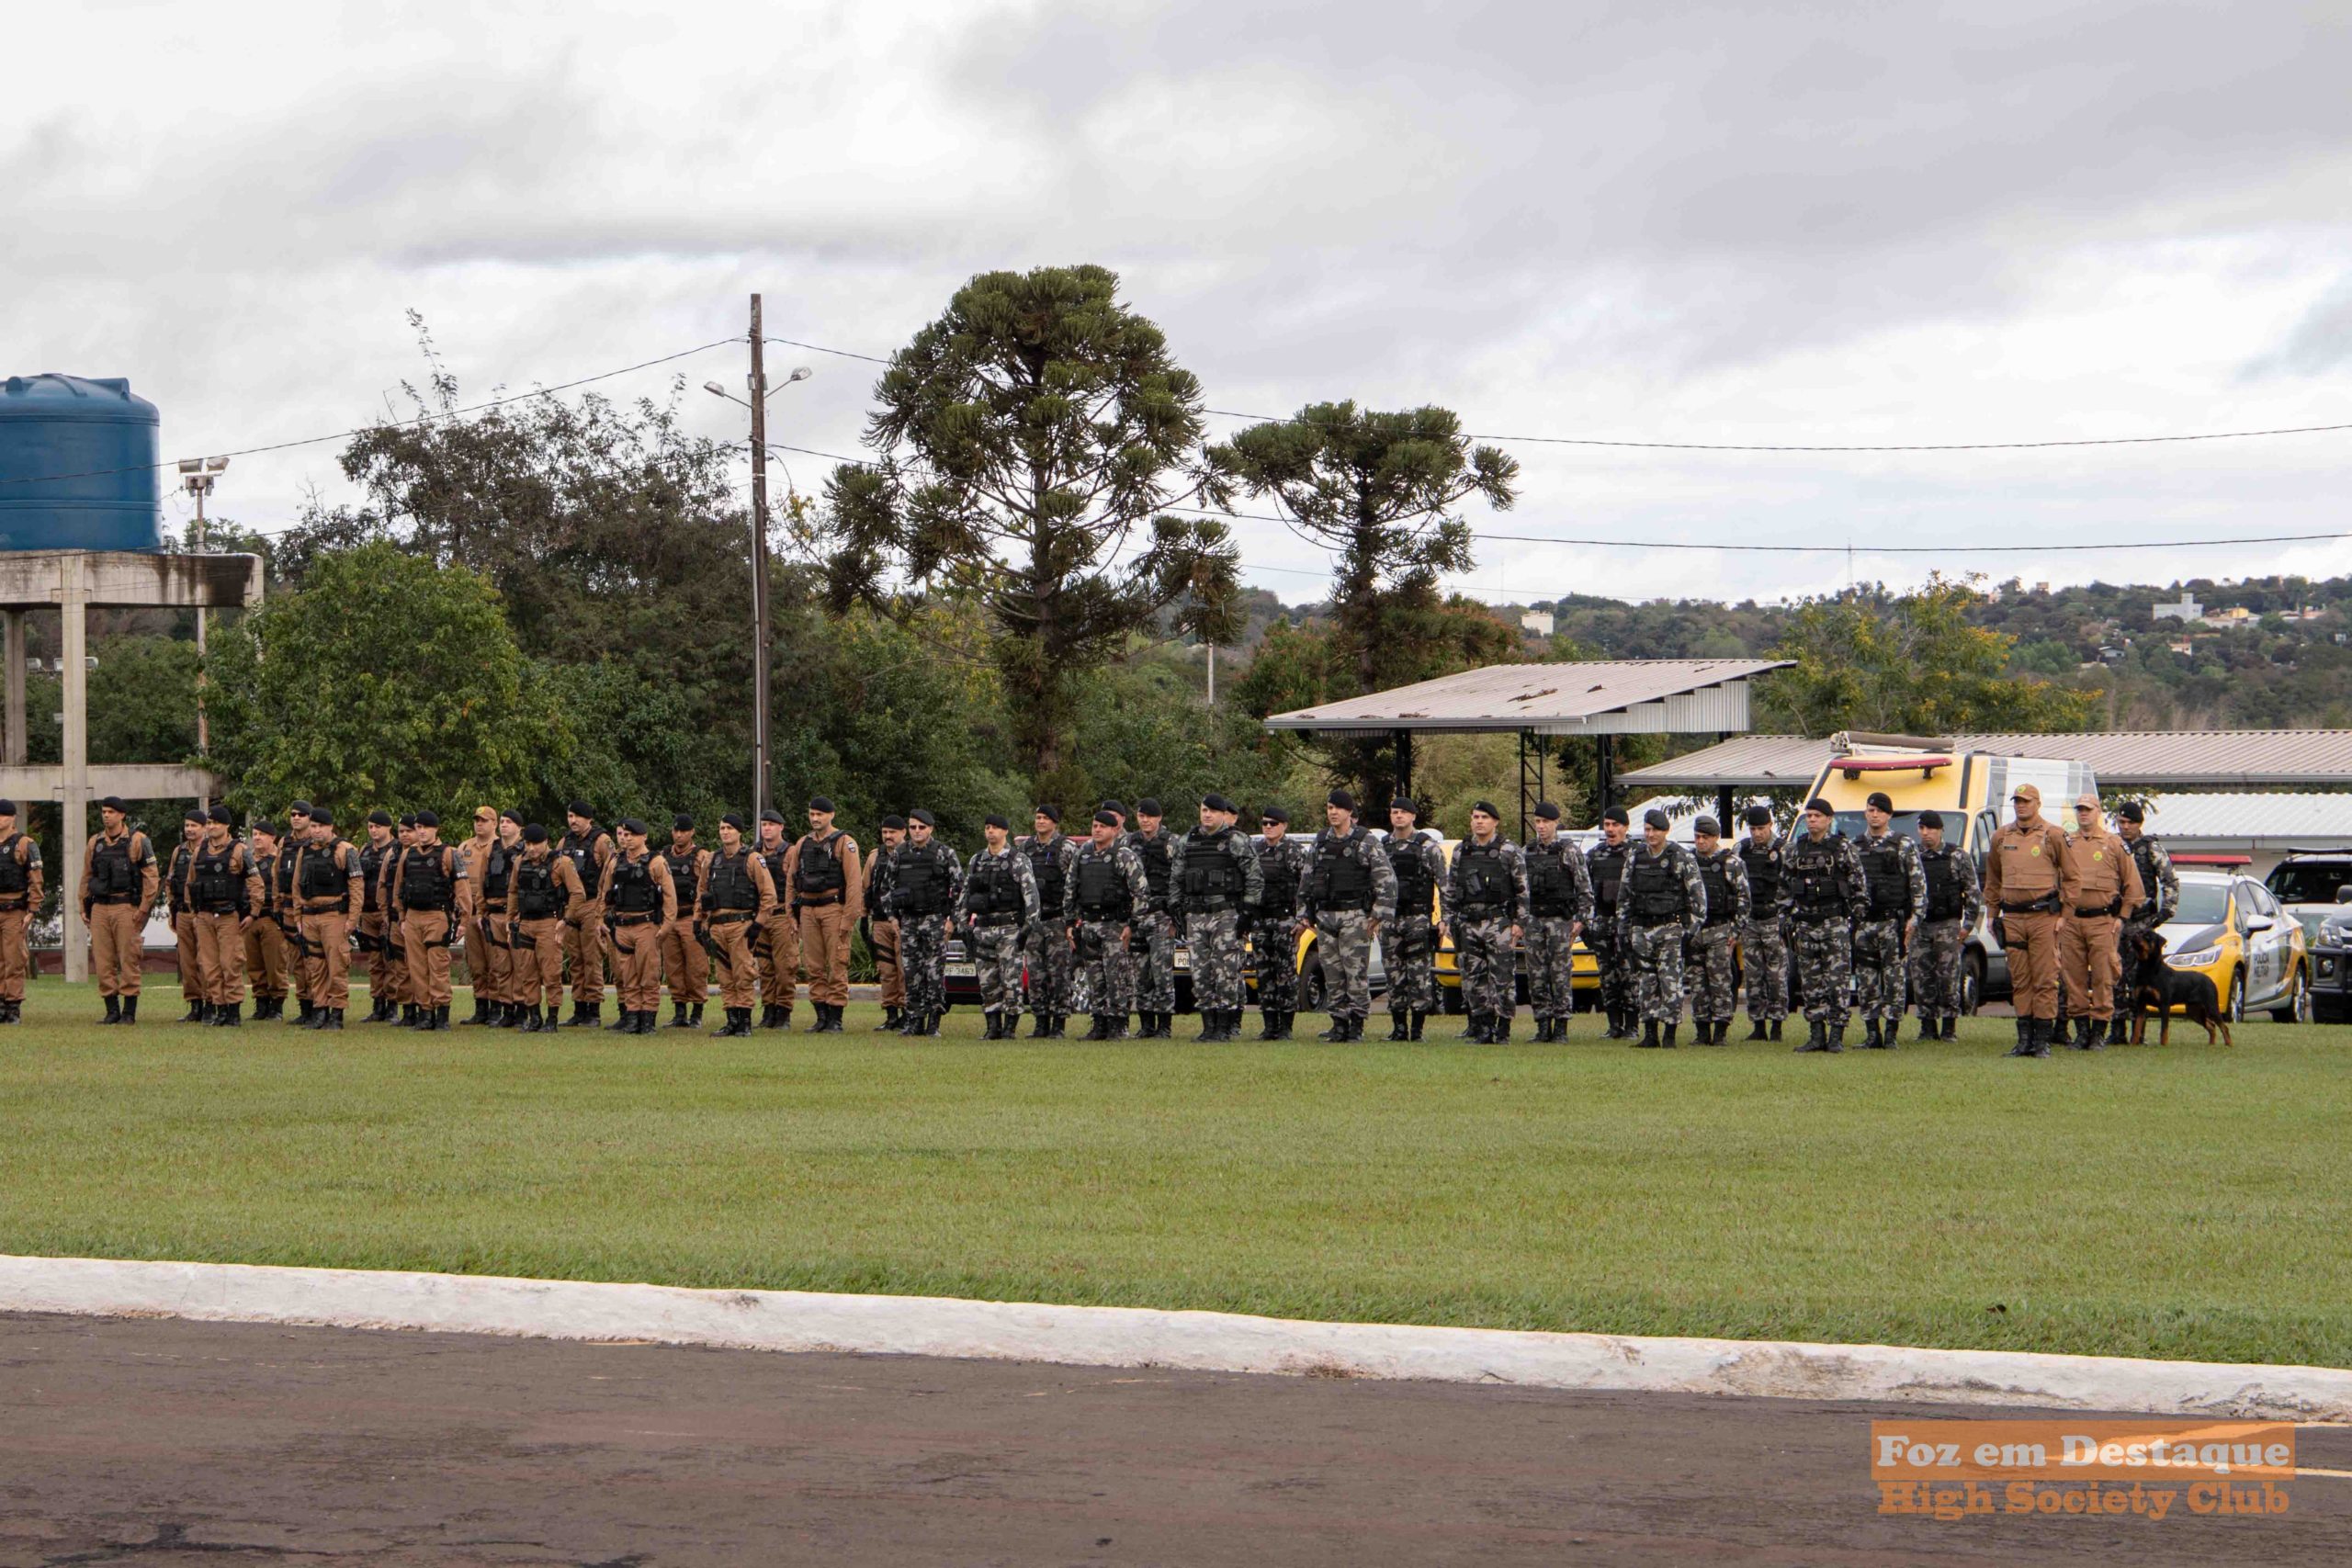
[2127,930,2233,1047]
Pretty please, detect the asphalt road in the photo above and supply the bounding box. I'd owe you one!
[0,1314,2342,1566]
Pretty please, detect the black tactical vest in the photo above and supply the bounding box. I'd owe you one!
[1526,841,1578,918]
[608,853,660,917]
[89,832,142,899]
[1791,835,1848,913]
[1128,830,1173,907]
[796,830,848,900]
[300,840,353,907]
[1454,838,1515,917]
[1256,841,1299,915]
[191,843,245,913]
[705,849,760,912]
[893,843,953,916]
[1387,837,1436,919]
[1921,847,1963,921]
[1306,831,1373,910]
[358,840,389,912]
[1860,836,1912,920]
[559,829,605,899]
[1023,836,1068,913]
[1589,840,1629,910]
[400,845,455,911]
[965,852,1023,916]
[1626,851,1686,921]
[1737,838,1781,911]
[0,835,29,899]
[1180,829,1243,908]
[1074,852,1132,919]
[166,843,197,913]
[1696,850,1737,925]
[514,856,566,920]
[484,841,517,902]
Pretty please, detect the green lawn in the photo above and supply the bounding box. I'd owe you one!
[3,981,2346,1368]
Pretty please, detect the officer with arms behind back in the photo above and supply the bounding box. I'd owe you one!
[84,795,158,1025]
[1015,806,1079,1038]
[1171,793,1261,1043]
[0,799,40,1026]
[1522,801,1593,1043]
[1125,799,1181,1039]
[1066,808,1150,1040]
[1984,782,2074,1059]
[1907,808,1982,1042]
[1781,795,1867,1053]
[695,812,777,1038]
[786,795,864,1033]
[2059,793,2143,1051]
[887,808,962,1037]
[505,825,587,1032]
[1852,790,1928,1050]
[1617,807,1706,1049]
[1299,789,1398,1043]
[1444,801,1529,1043]
[1586,806,1636,1039]
[1249,807,1312,1041]
[1380,797,1446,1041]
[1686,815,1750,1045]
[1736,806,1791,1041]
[865,815,907,1032]
[960,814,1039,1040]
[598,818,679,1035]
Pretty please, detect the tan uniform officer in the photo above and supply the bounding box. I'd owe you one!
[242,823,290,1021]
[390,809,460,1030]
[658,815,711,1029]
[696,812,777,1037]
[376,816,419,1024]
[784,795,863,1032]
[274,802,316,1024]
[2059,794,2143,1050]
[595,818,677,1035]
[164,807,207,1021]
[865,816,907,1032]
[505,824,588,1032]
[187,806,266,1026]
[0,799,43,1024]
[456,806,501,1026]
[752,809,799,1030]
[459,808,525,1027]
[1984,782,2076,1058]
[557,804,616,1027]
[84,796,158,1024]
[354,810,400,1022]
[293,808,367,1030]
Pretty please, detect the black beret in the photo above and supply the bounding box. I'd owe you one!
[1693,816,1720,836]
[183,806,208,822]
[1035,804,1060,823]
[2117,801,2145,823]
[1917,809,1946,829]
[252,820,280,837]
[910,807,936,827]
[311,807,335,828]
[523,823,548,843]
[368,809,394,827]
[880,814,907,830]
[399,813,418,829]
[1643,808,1671,830]
[808,795,836,813]
[1471,800,1499,818]
[98,795,127,811]
[567,800,594,818]
[1328,789,1356,811]
[1533,801,1561,821]
[1203,793,1236,814]
[983,813,1010,830]
[616,818,647,836]
[500,807,524,826]
[1743,805,1773,828]
[1261,806,1289,824]
[1391,796,1420,817]
[1136,797,1163,817]
[1601,805,1629,825]
[673,813,695,832]
[760,807,787,825]
[413,808,440,827]
[1805,796,1835,816]
[0,799,15,816]
[208,805,233,824]
[288,800,313,817]
[1099,799,1126,818]
[715,812,741,830]
[1094,809,1122,828]
[1865,791,1894,813]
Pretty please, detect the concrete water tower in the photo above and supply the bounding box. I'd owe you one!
[0,374,262,982]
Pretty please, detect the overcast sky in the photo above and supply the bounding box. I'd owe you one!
[11,0,2352,606]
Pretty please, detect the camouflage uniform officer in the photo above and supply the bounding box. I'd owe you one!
[2109,801,2179,1044]
[1618,808,1706,1048]
[1908,809,1982,1042]
[886,808,962,1037]
[1852,791,1928,1050]
[1522,801,1593,1043]
[1249,807,1312,1041]
[1300,790,1399,1043]
[0,801,38,1026]
[1124,799,1180,1039]
[1066,809,1149,1039]
[1686,817,1751,1044]
[1736,806,1791,1041]
[960,814,1039,1039]
[1444,800,1530,1044]
[1379,797,1447,1040]
[1016,807,1079,1038]
[1782,795,1868,1053]
[1586,807,1636,1039]
[1171,793,1262,1043]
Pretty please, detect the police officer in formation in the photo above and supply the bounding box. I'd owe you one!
[1017,807,1079,1037]
[2058,793,2144,1050]
[1125,799,1181,1040]
[696,812,779,1037]
[506,824,588,1032]
[1685,816,1750,1044]
[1444,801,1529,1043]
[1735,807,1790,1041]
[164,807,204,1021]
[1171,794,1261,1043]
[960,814,1039,1039]
[658,815,710,1031]
[1249,807,1311,1040]
[1985,783,2071,1058]
[1783,796,1867,1053]
[85,797,158,1025]
[1851,791,1928,1050]
[885,808,960,1036]
[1907,809,1982,1041]
[1585,806,1635,1039]
[556,805,616,1027]
[2109,801,2179,1044]
[1066,808,1150,1039]
[1617,807,1707,1048]
[752,808,799,1030]
[243,822,288,1021]
[1380,797,1447,1040]
[1300,790,1398,1042]
[0,802,41,1027]
[1522,801,1593,1042]
[864,815,907,1032]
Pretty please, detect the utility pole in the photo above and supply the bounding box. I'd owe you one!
[177,457,228,811]
[746,296,773,822]
[1206,640,1216,705]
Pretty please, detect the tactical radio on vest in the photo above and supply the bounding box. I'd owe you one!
[795,830,848,904]
[190,843,250,916]
[1791,837,1849,919]
[299,840,355,910]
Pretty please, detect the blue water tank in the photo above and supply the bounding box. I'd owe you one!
[0,374,164,551]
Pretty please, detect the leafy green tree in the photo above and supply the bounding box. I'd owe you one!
[823,264,1241,798]
[1759,575,2098,738]
[207,542,567,822]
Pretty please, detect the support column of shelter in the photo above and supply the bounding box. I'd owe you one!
[2,609,23,766]
[1595,736,1615,820]
[1393,728,1414,809]
[59,561,87,984]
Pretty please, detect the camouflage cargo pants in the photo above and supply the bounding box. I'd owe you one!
[1625,921,1688,1023]
[1455,916,1517,1020]
[899,915,949,1020]
[1588,920,1634,1017]
[1189,908,1246,1011]
[1313,910,1373,1021]
[2113,918,2159,1019]
[1790,915,1852,1025]
[1688,921,1738,1021]
[1378,916,1439,1015]
[1134,909,1178,1013]
[1524,916,1579,1020]
[1909,918,1968,1017]
[1023,918,1074,1019]
[970,919,1026,1019]
[1074,918,1136,1017]
[1738,917,1787,1021]
[1253,918,1302,1013]
[1851,919,1906,1021]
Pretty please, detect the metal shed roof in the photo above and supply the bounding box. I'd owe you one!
[1261,659,1792,738]
[2130,793,2352,847]
[1620,731,2352,792]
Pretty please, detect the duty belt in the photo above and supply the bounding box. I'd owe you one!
[707,910,755,925]
[969,911,1022,928]
[301,898,350,913]
[797,890,842,906]
[2072,904,2121,919]
[1793,905,1846,923]
[0,897,28,911]
[2000,896,2061,914]
[610,910,659,927]
[91,893,138,905]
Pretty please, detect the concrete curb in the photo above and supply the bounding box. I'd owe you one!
[3,1254,2346,1419]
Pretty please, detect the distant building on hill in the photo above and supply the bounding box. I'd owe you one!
[1520,610,1555,637]
[2152,592,2202,623]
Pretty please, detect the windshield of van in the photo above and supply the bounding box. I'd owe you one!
[2170,882,2230,929]
[1831,812,1957,845]
[2267,863,2352,905]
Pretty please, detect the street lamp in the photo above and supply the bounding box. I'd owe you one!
[177,457,229,806]
[704,299,811,821]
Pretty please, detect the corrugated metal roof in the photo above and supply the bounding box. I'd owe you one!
[2131,793,2352,845]
[1620,731,2352,791]
[1261,660,1792,737]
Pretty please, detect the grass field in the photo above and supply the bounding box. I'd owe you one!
[3,980,2346,1368]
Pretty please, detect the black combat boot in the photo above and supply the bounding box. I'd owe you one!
[2027,1018,2052,1058]
[1317,1014,1349,1042]
[1492,1015,1512,1043]
[433,1005,453,1031]
[1258,1010,1280,1041]
[1940,1015,1959,1042]
[667,1001,693,1029]
[2004,1017,2031,1056]
[899,1008,923,1036]
[557,1002,585,1028]
[99,995,121,1026]
[1746,1017,1769,1041]
[1084,1013,1108,1040]
[1826,1025,1845,1052]
[876,1006,899,1032]
[214,1001,242,1027]
[1860,1019,1882,1049]
[804,1003,827,1033]
[2107,1015,2130,1046]
[181,998,207,1024]
[605,1003,633,1031]
[1661,1022,1677,1048]
[1915,1015,1937,1043]
[458,996,487,1026]
[1387,1010,1410,1041]
[1030,1012,1052,1038]
[293,999,317,1027]
[1637,1019,1659,1048]
[1797,1021,1830,1052]
[1049,1014,1069,1038]
[725,1007,754,1037]
[505,1002,528,1028]
[516,1006,539,1033]
[983,1011,1002,1040]
[321,1009,345,1031]
[1408,1010,1425,1041]
[1769,1019,1783,1041]
[2079,1017,2104,1050]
